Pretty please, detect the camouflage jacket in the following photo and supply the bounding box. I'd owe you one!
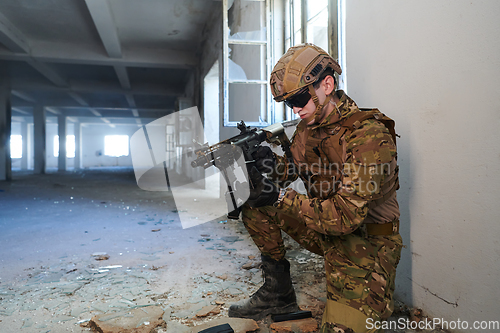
[271,90,400,236]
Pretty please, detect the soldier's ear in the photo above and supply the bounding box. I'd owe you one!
[323,75,335,95]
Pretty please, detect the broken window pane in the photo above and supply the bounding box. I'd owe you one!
[228,44,267,81]
[224,0,270,126]
[228,0,266,41]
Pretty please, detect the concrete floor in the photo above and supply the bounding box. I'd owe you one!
[0,168,328,332]
[0,168,444,333]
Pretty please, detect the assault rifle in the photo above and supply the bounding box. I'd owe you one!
[191,120,291,219]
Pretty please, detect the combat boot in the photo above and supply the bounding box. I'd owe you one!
[228,255,299,320]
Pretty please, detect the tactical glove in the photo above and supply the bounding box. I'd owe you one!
[251,146,276,174]
[246,167,279,208]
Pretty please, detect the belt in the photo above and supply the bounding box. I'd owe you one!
[320,219,400,243]
[365,219,399,236]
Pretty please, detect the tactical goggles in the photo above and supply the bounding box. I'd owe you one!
[283,88,311,109]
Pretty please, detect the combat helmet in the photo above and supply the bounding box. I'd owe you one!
[270,43,342,124]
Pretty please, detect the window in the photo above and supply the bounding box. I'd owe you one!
[221,0,344,125]
[285,0,330,55]
[223,0,271,127]
[104,135,129,157]
[54,135,75,158]
[10,135,22,158]
[282,0,345,116]
[306,0,328,52]
[285,0,303,49]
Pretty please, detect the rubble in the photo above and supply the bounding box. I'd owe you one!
[190,318,259,333]
[88,306,165,333]
[0,169,440,333]
[270,318,318,333]
[195,305,221,317]
[92,252,110,261]
[95,254,111,261]
[165,320,191,332]
[241,262,258,270]
[0,260,163,330]
[220,236,242,243]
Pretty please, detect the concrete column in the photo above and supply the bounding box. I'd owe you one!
[27,123,33,169]
[33,105,46,174]
[0,76,12,181]
[57,115,66,171]
[74,122,81,170]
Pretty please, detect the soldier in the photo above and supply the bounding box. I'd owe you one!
[228,43,403,333]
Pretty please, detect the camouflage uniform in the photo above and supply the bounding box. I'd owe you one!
[242,90,402,333]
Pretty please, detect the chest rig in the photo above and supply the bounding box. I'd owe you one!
[290,109,397,200]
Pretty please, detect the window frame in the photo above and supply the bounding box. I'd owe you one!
[221,0,345,126]
[222,0,273,127]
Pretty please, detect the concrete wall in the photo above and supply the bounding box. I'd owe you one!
[81,124,138,168]
[345,0,500,330]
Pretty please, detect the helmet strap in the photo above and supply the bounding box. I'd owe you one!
[304,84,332,125]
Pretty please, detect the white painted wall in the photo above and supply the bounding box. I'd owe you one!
[345,1,500,330]
[81,124,138,168]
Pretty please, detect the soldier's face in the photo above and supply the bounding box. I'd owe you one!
[292,97,316,123]
[292,85,328,125]
[292,76,335,125]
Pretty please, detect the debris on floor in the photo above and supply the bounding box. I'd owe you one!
[0,259,164,330]
[92,252,111,261]
[0,169,447,333]
[186,318,259,333]
[195,305,221,317]
[87,305,165,333]
[269,317,318,333]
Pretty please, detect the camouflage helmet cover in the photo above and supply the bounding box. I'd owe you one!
[270,43,342,102]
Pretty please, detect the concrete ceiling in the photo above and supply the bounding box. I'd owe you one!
[0,0,218,125]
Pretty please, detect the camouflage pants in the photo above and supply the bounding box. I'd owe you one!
[242,205,403,333]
